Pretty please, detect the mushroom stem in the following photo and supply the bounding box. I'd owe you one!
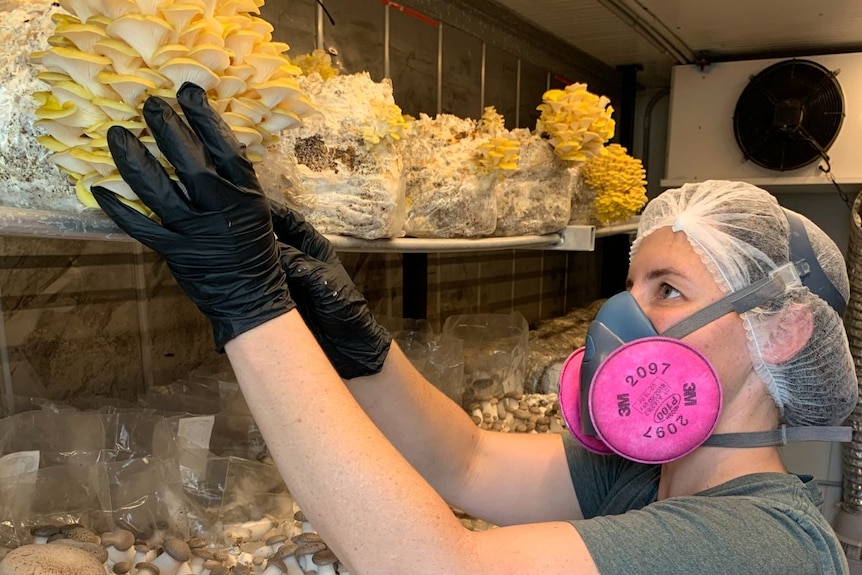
[102,528,136,567]
[135,562,160,575]
[224,518,276,545]
[150,538,192,575]
[30,526,60,545]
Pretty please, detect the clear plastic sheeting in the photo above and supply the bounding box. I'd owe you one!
[379,317,465,404]
[0,412,184,547]
[442,312,530,407]
[525,300,604,394]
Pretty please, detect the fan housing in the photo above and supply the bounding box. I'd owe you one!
[732,58,844,171]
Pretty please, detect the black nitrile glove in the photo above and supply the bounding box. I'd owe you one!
[271,203,391,379]
[92,82,294,351]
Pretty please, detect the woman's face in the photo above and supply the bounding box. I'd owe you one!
[627,227,755,401]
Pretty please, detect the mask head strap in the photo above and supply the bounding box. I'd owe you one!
[660,263,799,339]
[704,424,852,447]
[784,209,847,317]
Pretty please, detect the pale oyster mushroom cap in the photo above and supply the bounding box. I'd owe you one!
[92,38,143,74]
[54,22,107,52]
[187,44,231,71]
[48,539,110,564]
[104,13,173,65]
[40,47,114,98]
[157,57,220,91]
[28,0,317,212]
[157,537,191,561]
[289,532,321,545]
[57,525,100,544]
[214,75,247,99]
[311,548,336,563]
[151,43,189,66]
[0,543,106,575]
[186,537,208,550]
[159,3,203,31]
[101,528,135,551]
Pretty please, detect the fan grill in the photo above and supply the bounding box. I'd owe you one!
[733,59,844,171]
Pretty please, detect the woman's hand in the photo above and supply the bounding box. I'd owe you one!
[92,82,294,350]
[271,203,392,379]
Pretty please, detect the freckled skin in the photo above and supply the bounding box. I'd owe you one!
[628,227,756,409]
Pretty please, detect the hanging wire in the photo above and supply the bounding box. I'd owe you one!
[798,127,854,211]
[817,156,854,212]
[317,0,335,26]
[813,150,854,211]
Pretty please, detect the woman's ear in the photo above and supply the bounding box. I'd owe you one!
[760,304,814,364]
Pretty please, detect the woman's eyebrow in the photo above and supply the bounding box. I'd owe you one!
[627,267,686,289]
[647,267,685,281]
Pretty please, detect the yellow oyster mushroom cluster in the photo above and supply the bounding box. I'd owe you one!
[479,105,506,135]
[536,82,615,163]
[361,100,410,147]
[292,48,339,80]
[475,106,519,174]
[31,0,316,212]
[581,143,647,224]
[477,136,520,173]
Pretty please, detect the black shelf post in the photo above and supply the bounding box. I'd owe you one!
[402,253,428,319]
[600,64,642,297]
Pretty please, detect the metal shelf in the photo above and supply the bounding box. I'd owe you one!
[0,206,638,252]
[0,206,133,243]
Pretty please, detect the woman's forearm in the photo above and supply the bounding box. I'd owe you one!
[343,343,582,526]
[225,311,471,574]
[343,342,485,498]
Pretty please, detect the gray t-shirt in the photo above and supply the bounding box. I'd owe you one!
[563,434,848,575]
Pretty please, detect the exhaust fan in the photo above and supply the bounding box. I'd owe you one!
[733,58,844,172]
[664,53,862,186]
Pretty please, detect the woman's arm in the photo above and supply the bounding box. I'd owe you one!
[344,342,584,526]
[268,207,583,524]
[91,83,598,575]
[226,311,598,575]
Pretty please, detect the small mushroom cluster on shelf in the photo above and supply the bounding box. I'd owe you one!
[0,510,352,575]
[465,392,565,434]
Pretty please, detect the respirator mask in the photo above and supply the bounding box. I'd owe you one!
[559,211,852,464]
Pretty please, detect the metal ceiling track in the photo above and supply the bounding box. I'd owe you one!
[594,0,696,64]
[395,0,623,96]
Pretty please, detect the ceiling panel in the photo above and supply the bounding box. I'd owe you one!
[492,0,675,87]
[648,0,862,56]
[492,0,862,89]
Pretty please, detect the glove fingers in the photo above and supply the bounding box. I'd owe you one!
[176,82,261,193]
[142,94,219,208]
[271,202,339,265]
[92,186,176,253]
[106,125,191,223]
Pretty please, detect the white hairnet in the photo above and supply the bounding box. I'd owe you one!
[630,180,857,426]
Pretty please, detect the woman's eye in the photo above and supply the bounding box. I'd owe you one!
[658,282,681,299]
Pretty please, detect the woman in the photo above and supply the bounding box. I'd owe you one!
[93,82,858,575]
